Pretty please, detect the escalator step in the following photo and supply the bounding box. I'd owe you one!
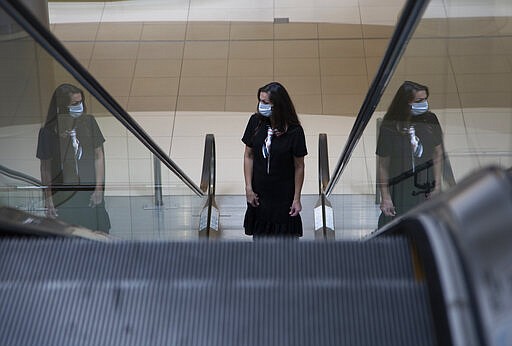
[0,238,437,345]
[0,238,416,282]
[0,280,435,346]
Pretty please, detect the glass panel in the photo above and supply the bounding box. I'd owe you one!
[332,0,512,237]
[328,115,381,238]
[0,5,204,240]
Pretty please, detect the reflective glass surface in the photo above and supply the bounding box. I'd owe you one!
[333,0,512,236]
[1,0,510,240]
[0,5,204,240]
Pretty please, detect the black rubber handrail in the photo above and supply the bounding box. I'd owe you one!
[387,160,435,187]
[0,206,112,240]
[0,164,42,187]
[325,0,431,196]
[0,0,203,197]
[199,134,217,236]
[316,133,333,237]
[200,134,216,196]
[387,153,456,189]
[318,134,329,194]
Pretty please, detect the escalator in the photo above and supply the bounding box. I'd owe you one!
[0,237,437,346]
[1,0,512,345]
[1,165,511,345]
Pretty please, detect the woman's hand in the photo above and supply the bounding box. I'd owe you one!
[246,187,259,207]
[45,199,58,218]
[380,197,396,217]
[89,189,103,207]
[426,184,441,199]
[289,199,302,216]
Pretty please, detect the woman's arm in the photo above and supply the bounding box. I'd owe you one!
[290,156,305,216]
[244,145,259,207]
[40,159,57,218]
[377,155,396,216]
[431,144,444,195]
[90,146,105,207]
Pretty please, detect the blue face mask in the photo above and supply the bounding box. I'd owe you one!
[258,102,272,117]
[411,101,428,116]
[68,102,84,117]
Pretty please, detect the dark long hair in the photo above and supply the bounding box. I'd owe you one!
[45,83,87,126]
[257,82,300,132]
[382,81,429,129]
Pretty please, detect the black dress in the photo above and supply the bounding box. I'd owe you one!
[242,113,308,237]
[376,111,443,228]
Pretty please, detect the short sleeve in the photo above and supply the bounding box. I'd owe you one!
[36,126,54,160]
[428,113,443,147]
[292,125,308,157]
[90,116,105,148]
[376,124,393,157]
[242,113,259,147]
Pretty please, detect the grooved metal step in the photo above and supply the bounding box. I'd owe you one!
[0,238,415,282]
[0,239,437,346]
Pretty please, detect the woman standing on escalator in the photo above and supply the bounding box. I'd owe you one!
[242,82,308,238]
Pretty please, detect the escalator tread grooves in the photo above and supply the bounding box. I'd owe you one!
[0,238,437,346]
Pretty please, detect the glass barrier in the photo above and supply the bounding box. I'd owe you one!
[0,5,204,240]
[0,169,45,217]
[331,0,512,237]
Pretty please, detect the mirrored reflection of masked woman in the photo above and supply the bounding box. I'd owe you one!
[37,83,110,232]
[376,81,444,228]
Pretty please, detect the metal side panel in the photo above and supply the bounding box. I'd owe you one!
[371,166,512,346]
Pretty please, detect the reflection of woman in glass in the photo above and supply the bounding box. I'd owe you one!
[37,84,110,232]
[376,81,444,228]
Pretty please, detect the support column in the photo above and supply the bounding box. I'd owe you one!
[0,0,53,127]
